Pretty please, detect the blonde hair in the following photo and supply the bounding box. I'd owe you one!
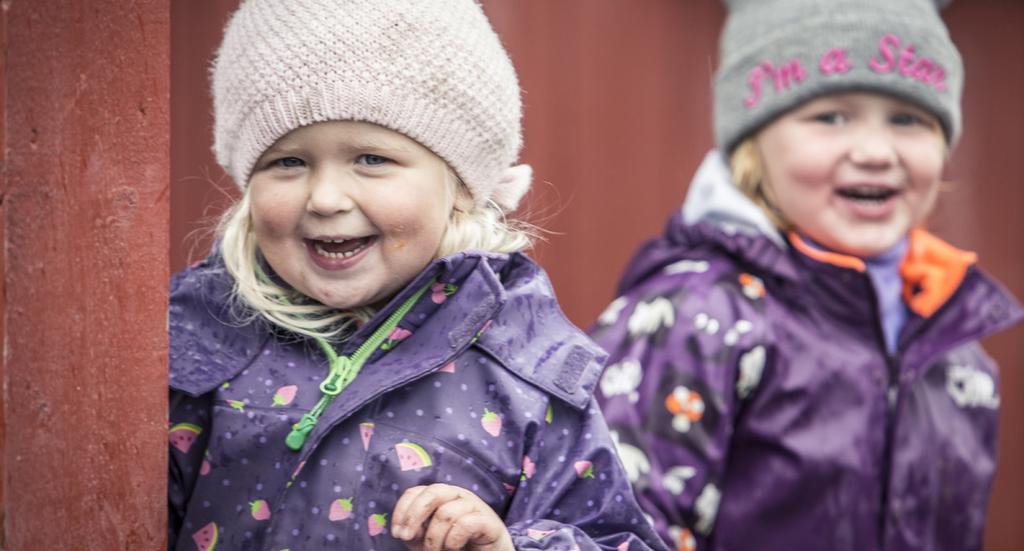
[216,169,535,341]
[728,137,791,230]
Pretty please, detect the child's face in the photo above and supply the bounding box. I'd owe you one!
[248,121,452,310]
[757,92,945,258]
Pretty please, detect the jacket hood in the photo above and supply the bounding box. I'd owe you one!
[681,149,785,248]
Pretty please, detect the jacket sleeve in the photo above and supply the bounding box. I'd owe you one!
[590,271,770,550]
[168,389,213,549]
[504,396,670,551]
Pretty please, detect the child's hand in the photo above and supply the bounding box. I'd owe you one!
[391,483,514,551]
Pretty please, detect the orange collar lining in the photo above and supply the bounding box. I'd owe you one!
[787,233,867,272]
[788,230,977,318]
[900,228,977,318]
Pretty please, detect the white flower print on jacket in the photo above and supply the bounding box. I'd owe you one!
[628,297,675,338]
[600,359,642,403]
[946,364,999,409]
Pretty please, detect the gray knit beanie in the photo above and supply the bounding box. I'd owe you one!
[714,0,963,153]
[212,0,531,212]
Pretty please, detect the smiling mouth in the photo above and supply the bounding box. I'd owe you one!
[836,185,900,203]
[308,236,375,259]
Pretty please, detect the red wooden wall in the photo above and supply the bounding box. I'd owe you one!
[161,1,1017,550]
[1,1,170,547]
[938,4,1024,544]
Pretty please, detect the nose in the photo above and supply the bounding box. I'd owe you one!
[306,167,356,216]
[848,128,896,168]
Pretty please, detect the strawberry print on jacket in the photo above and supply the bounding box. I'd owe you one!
[591,152,1024,551]
[169,250,667,551]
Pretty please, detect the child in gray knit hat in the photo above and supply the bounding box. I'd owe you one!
[591,0,1023,550]
[168,1,668,550]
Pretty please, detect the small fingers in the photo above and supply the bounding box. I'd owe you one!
[441,510,512,550]
[392,484,463,543]
[421,497,478,551]
[392,485,430,540]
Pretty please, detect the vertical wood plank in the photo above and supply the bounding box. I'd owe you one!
[0,0,7,542]
[3,1,169,547]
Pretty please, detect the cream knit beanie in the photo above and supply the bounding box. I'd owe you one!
[212,0,531,212]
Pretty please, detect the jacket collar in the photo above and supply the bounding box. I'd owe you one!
[170,252,503,398]
[297,253,506,454]
[290,252,604,461]
[171,251,604,412]
[473,256,606,410]
[168,253,270,397]
[788,228,981,319]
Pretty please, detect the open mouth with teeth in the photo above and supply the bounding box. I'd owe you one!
[307,236,376,259]
[835,185,900,203]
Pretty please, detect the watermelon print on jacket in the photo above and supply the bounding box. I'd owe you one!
[169,250,667,551]
[591,152,1024,551]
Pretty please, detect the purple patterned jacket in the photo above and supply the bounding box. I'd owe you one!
[591,152,1023,551]
[169,250,668,551]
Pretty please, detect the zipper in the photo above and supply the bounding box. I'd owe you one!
[284,279,434,451]
[853,268,901,545]
[878,349,900,544]
[874,265,1011,545]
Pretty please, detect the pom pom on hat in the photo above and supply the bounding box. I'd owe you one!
[490,165,533,213]
[212,0,530,212]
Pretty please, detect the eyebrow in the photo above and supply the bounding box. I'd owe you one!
[347,135,418,155]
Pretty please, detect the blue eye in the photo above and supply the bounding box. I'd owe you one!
[358,154,389,166]
[891,113,926,127]
[813,112,846,125]
[272,156,305,169]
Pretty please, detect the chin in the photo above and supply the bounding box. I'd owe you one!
[832,238,899,259]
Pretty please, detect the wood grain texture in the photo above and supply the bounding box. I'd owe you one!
[3,0,169,547]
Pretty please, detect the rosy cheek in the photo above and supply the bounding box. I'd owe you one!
[785,157,833,187]
[910,157,944,190]
[251,210,289,238]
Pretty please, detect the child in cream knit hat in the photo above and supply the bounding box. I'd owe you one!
[592,0,1023,550]
[168,1,668,550]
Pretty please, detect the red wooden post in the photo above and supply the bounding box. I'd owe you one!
[0,0,7,539]
[2,1,169,547]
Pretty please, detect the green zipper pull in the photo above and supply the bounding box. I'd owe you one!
[285,413,319,451]
[320,357,350,395]
[283,279,435,452]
